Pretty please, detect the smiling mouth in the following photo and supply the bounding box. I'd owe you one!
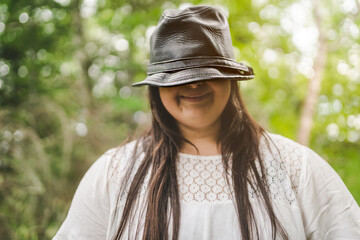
[180,92,212,102]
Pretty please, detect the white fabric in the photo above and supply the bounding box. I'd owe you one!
[53,133,360,240]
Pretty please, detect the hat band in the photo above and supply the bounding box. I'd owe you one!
[147,57,252,75]
[133,67,255,87]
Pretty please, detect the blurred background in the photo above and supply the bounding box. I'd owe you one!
[0,0,359,239]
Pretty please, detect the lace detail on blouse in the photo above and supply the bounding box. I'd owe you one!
[177,135,304,205]
[109,134,304,206]
[177,153,232,203]
[259,135,303,205]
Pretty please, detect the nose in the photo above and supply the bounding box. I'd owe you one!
[186,82,204,88]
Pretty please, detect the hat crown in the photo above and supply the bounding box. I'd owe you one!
[132,5,254,87]
[149,5,235,66]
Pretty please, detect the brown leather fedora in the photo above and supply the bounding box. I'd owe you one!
[132,5,254,87]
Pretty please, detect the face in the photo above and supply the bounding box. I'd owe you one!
[159,80,231,132]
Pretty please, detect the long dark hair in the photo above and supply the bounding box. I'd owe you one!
[112,81,288,240]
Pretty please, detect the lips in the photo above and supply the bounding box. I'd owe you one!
[179,92,212,102]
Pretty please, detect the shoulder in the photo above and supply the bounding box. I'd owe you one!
[85,140,144,185]
[80,139,146,204]
[259,132,307,168]
[258,133,360,237]
[261,132,304,152]
[261,132,333,176]
[52,140,143,239]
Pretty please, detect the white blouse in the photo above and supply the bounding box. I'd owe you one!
[53,133,360,239]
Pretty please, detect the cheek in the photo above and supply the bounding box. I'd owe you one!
[212,81,231,108]
[159,88,179,116]
[221,83,231,101]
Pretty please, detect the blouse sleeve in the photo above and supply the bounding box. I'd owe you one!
[53,151,113,240]
[298,147,360,239]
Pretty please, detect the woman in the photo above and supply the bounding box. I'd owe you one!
[54,5,360,240]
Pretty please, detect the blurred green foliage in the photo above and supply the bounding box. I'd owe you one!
[0,0,359,239]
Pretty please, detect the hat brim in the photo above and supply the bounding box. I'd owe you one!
[132,67,254,87]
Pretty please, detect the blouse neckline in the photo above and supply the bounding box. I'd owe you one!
[178,152,222,160]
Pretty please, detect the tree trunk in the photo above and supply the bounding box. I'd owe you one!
[72,0,92,111]
[297,0,328,146]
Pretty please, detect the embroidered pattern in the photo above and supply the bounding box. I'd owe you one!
[110,135,304,206]
[177,135,304,205]
[177,154,232,202]
[260,135,303,205]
